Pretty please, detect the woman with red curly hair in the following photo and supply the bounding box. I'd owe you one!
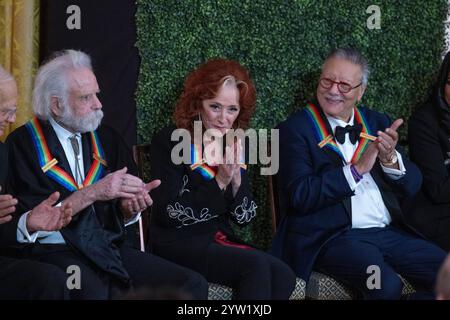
[148,59,296,299]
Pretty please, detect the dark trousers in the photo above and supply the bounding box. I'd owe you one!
[315,226,446,299]
[28,244,208,300]
[204,243,296,300]
[0,256,68,299]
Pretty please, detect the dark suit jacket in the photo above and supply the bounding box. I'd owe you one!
[407,101,450,250]
[0,142,6,185]
[5,119,138,282]
[0,142,20,248]
[270,104,422,281]
[149,126,257,273]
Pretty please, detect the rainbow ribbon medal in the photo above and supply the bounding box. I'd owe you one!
[189,142,247,180]
[305,102,375,164]
[26,117,107,191]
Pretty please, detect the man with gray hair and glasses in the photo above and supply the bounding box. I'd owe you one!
[5,50,208,299]
[0,65,72,299]
[272,47,446,299]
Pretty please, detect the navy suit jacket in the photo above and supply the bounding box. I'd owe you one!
[270,104,422,281]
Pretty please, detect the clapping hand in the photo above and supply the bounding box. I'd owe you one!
[0,186,17,225]
[26,192,73,233]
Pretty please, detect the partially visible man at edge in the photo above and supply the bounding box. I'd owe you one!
[0,65,72,299]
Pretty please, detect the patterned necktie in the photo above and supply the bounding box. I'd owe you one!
[69,135,83,186]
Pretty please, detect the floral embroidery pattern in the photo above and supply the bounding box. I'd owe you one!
[232,197,257,224]
[167,202,218,228]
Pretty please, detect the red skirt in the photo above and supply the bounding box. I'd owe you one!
[214,230,253,250]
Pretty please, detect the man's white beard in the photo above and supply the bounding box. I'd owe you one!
[58,103,104,133]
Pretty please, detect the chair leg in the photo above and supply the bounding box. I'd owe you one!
[138,216,145,252]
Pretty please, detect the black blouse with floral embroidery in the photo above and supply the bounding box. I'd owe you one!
[148,126,258,272]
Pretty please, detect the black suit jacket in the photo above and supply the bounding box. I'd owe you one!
[0,143,6,186]
[5,119,138,282]
[407,101,450,250]
[0,142,20,248]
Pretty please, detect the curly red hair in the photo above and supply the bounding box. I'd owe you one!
[173,59,256,132]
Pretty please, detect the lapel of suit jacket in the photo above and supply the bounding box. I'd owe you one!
[370,163,402,221]
[40,119,75,184]
[307,102,352,217]
[357,107,401,216]
[81,132,93,177]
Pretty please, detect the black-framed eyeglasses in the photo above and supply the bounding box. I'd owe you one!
[319,78,362,94]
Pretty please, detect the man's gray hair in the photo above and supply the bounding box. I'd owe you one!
[0,65,14,85]
[324,48,370,85]
[33,49,93,120]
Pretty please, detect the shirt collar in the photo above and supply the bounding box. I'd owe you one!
[326,108,355,133]
[49,117,80,141]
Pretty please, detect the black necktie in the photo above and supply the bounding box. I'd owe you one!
[334,123,362,144]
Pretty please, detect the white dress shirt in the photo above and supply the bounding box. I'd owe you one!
[17,118,139,243]
[326,110,406,229]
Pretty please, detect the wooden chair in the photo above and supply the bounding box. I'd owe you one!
[268,174,415,299]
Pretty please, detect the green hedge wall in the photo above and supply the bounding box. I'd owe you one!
[136,0,448,249]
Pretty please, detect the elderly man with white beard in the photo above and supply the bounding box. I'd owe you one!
[5,50,208,300]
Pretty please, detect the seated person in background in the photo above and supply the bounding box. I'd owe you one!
[407,51,450,251]
[271,47,446,299]
[149,58,296,299]
[436,253,450,300]
[5,50,208,299]
[0,65,71,299]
